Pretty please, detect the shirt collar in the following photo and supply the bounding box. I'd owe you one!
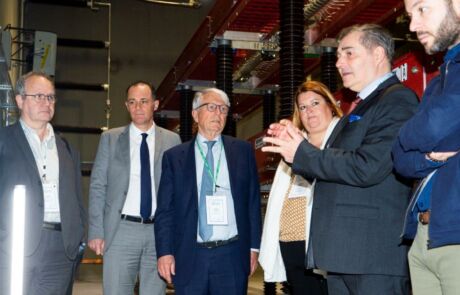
[20,118,55,142]
[196,133,222,146]
[358,72,394,100]
[130,122,155,138]
[444,43,460,62]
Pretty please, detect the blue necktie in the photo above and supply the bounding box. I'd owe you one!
[199,140,216,241]
[140,133,152,219]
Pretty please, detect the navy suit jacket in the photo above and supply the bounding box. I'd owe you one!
[292,76,418,276]
[155,135,261,285]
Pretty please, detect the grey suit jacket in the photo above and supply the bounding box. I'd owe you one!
[0,123,86,259]
[88,124,181,250]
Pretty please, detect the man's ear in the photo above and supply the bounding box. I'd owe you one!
[192,110,198,123]
[15,95,23,110]
[153,100,159,111]
[373,46,386,65]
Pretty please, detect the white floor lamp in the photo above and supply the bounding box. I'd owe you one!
[10,185,26,295]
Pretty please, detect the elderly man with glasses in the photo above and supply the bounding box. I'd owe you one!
[155,88,261,295]
[0,71,86,295]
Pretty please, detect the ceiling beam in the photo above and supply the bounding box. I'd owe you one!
[156,0,253,109]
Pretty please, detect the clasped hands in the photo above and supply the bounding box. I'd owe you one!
[262,119,304,163]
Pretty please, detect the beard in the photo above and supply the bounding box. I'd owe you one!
[420,7,460,54]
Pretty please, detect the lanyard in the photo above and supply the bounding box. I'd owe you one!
[196,140,224,192]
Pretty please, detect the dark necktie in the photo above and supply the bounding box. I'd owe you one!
[199,140,216,241]
[140,133,152,219]
[347,96,362,115]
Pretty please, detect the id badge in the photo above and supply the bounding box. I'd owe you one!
[43,181,59,213]
[288,185,310,198]
[206,194,228,225]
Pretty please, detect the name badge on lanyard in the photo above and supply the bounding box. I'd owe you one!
[206,195,228,225]
[198,140,228,225]
[43,181,59,213]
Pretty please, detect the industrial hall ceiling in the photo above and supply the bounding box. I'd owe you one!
[155,0,417,127]
[3,0,421,135]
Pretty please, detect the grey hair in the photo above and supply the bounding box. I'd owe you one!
[15,71,54,96]
[192,88,231,110]
[337,23,395,63]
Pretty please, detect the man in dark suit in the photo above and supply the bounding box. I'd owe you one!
[0,72,86,295]
[88,81,180,295]
[263,24,418,295]
[392,1,460,294]
[155,88,261,294]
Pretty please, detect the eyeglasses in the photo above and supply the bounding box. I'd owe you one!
[196,103,229,114]
[298,100,323,113]
[126,98,153,107]
[23,93,56,103]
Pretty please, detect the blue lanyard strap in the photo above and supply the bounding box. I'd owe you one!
[196,139,224,191]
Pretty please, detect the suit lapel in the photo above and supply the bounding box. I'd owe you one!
[222,136,236,196]
[12,123,41,180]
[325,116,348,148]
[353,75,400,116]
[153,125,163,167]
[115,126,130,170]
[327,75,400,147]
[56,135,71,207]
[184,138,198,210]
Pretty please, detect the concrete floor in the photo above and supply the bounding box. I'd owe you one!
[73,263,274,295]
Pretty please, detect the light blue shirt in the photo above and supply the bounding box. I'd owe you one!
[195,133,238,242]
[358,72,394,100]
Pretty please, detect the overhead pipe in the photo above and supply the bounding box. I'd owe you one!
[140,0,201,8]
[55,82,108,91]
[54,125,104,134]
[304,0,330,21]
[179,85,194,142]
[278,0,305,120]
[57,38,108,49]
[25,0,89,7]
[215,39,235,136]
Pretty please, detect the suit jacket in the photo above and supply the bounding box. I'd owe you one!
[88,124,181,250]
[0,123,85,259]
[292,76,418,276]
[154,135,262,285]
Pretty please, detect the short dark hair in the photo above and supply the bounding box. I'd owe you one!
[15,71,54,96]
[125,81,156,100]
[338,23,395,63]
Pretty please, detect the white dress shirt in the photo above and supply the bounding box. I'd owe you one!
[195,133,237,242]
[122,123,156,218]
[358,72,394,100]
[20,119,60,223]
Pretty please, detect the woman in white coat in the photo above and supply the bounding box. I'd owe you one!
[259,80,343,294]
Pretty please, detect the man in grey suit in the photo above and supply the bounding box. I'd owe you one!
[263,24,418,295]
[88,81,181,295]
[0,72,86,295]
